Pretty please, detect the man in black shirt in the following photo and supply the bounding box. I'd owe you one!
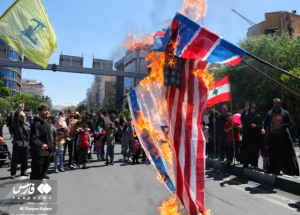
[207,106,219,157]
[30,104,51,180]
[11,101,30,179]
[216,104,230,161]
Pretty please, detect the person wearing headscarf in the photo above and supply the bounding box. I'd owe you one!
[241,104,263,169]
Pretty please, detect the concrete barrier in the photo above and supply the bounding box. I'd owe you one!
[206,158,300,195]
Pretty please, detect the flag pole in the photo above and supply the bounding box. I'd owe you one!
[213,105,216,164]
[245,52,300,82]
[241,60,300,98]
[231,100,236,165]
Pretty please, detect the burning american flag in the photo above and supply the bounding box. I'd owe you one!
[126,11,246,215]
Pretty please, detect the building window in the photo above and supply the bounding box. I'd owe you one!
[3,80,12,89]
[9,50,19,61]
[265,28,278,35]
[0,40,6,45]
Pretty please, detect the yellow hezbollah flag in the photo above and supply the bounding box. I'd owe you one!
[0,0,57,68]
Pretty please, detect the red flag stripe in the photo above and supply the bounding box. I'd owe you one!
[172,57,187,213]
[184,59,198,215]
[214,75,230,88]
[167,87,176,122]
[196,76,208,212]
[206,92,231,107]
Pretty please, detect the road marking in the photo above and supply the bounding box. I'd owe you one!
[206,171,299,212]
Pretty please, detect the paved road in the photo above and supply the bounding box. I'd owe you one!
[0,127,300,215]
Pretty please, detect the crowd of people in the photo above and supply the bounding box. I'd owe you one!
[1,97,299,180]
[1,101,147,180]
[204,98,299,176]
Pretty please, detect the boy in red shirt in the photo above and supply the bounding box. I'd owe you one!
[76,124,91,169]
[224,113,242,164]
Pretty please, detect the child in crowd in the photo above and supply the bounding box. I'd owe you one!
[261,131,270,171]
[87,131,93,163]
[54,132,65,173]
[132,130,141,165]
[224,113,242,164]
[106,124,117,165]
[55,111,67,132]
[76,125,91,169]
[94,132,105,161]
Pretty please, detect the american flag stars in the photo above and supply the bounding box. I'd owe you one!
[164,57,183,90]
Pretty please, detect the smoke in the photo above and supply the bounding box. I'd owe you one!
[149,0,179,29]
[108,45,127,63]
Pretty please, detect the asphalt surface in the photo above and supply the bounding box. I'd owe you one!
[0,127,300,215]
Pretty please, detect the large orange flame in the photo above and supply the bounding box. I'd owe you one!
[134,110,173,162]
[180,0,208,22]
[157,196,181,215]
[121,28,154,52]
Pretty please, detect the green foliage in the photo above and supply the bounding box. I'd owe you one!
[76,103,86,113]
[121,108,130,116]
[0,97,13,115]
[9,92,46,114]
[51,109,60,115]
[214,33,300,110]
[0,80,10,98]
[64,106,76,114]
[95,109,102,114]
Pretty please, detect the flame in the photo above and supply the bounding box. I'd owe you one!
[157,196,181,215]
[133,110,172,161]
[203,209,212,215]
[121,28,154,52]
[193,69,215,90]
[180,0,208,22]
[156,170,169,184]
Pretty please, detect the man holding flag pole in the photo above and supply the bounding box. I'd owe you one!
[207,76,232,162]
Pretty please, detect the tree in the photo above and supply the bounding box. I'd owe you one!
[64,106,76,113]
[0,80,10,98]
[10,92,46,114]
[121,108,130,116]
[76,103,86,113]
[0,97,12,115]
[213,33,300,111]
[51,109,60,115]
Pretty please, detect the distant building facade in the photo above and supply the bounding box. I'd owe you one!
[0,39,22,96]
[115,46,151,109]
[87,59,116,111]
[21,78,44,96]
[114,58,125,112]
[247,11,300,38]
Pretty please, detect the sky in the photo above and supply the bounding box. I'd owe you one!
[0,0,298,106]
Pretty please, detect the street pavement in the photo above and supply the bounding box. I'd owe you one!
[0,127,300,215]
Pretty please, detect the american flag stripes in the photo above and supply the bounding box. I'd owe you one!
[165,58,209,214]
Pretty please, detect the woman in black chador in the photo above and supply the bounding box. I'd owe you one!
[241,104,262,169]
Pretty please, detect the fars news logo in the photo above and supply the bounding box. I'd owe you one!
[12,182,52,200]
